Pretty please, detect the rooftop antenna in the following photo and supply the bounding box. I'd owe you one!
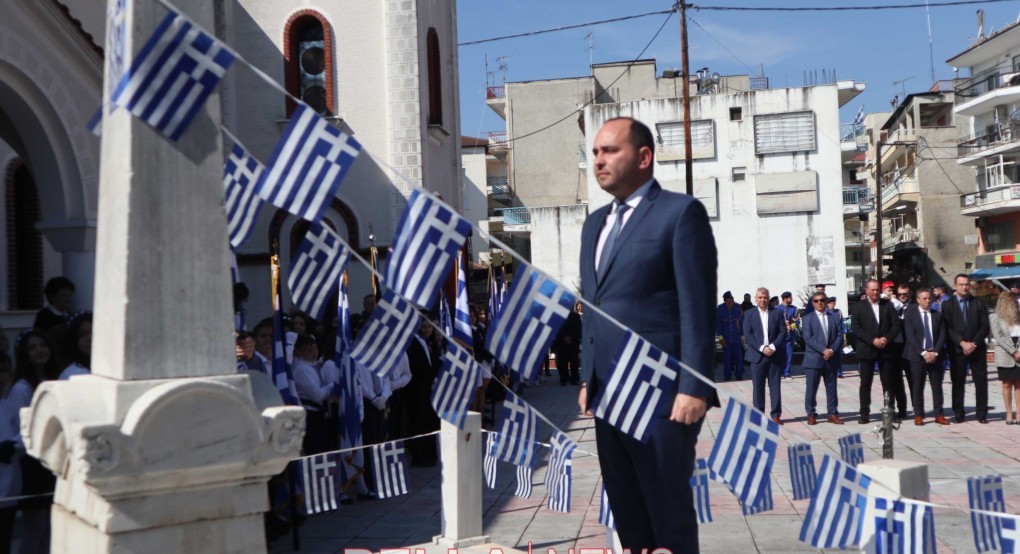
[893,76,915,98]
[978,9,985,40]
[584,32,593,74]
[925,0,936,83]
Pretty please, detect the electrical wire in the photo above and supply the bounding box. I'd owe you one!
[694,0,1018,11]
[458,9,673,46]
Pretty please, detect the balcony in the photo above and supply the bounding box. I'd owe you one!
[960,183,1020,216]
[957,120,1020,164]
[954,64,1020,117]
[880,128,917,166]
[496,207,531,234]
[842,186,870,215]
[487,177,510,200]
[487,130,508,160]
[880,172,919,211]
[840,123,868,162]
[485,85,506,119]
[883,225,923,252]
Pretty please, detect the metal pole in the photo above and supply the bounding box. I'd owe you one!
[876,141,884,282]
[679,0,694,195]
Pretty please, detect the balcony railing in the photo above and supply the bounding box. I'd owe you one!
[960,183,1020,208]
[884,127,918,144]
[843,186,870,205]
[487,177,510,199]
[958,120,1020,158]
[497,207,530,225]
[880,173,919,203]
[840,123,865,143]
[955,63,1020,99]
[488,131,507,145]
[886,226,922,248]
[486,86,505,99]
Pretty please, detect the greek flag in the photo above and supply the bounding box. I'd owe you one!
[272,268,299,405]
[545,431,575,513]
[599,484,615,529]
[300,453,341,515]
[514,466,533,498]
[439,291,453,337]
[789,443,817,501]
[223,143,264,249]
[486,266,575,381]
[256,103,362,223]
[431,342,482,429]
[288,224,348,322]
[372,441,410,499]
[110,11,235,141]
[852,105,865,126]
[968,475,1005,552]
[799,455,871,549]
[708,398,779,508]
[690,458,716,524]
[838,433,865,467]
[1002,515,1020,554]
[454,257,473,346]
[336,275,363,485]
[860,496,935,554]
[594,331,679,442]
[489,392,537,467]
[386,189,471,308]
[741,478,773,515]
[483,433,498,489]
[350,289,419,377]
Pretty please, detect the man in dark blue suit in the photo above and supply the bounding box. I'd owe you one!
[578,117,717,554]
[801,291,844,425]
[717,291,744,381]
[902,288,949,426]
[742,287,786,424]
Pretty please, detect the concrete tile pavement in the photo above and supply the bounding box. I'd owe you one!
[271,362,1020,554]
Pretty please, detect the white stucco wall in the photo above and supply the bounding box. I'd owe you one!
[530,205,587,294]
[461,144,490,262]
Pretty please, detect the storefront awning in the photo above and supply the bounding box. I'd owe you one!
[969,266,1020,281]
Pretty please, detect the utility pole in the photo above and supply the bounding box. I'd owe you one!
[678,0,694,195]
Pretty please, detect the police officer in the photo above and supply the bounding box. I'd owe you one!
[716,291,744,381]
[780,292,799,379]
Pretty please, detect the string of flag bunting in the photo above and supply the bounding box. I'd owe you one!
[96,1,1020,550]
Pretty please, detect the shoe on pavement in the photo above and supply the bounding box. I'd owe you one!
[935,415,950,425]
[914,416,924,426]
[859,414,870,424]
[771,415,783,425]
[827,414,844,425]
[807,415,817,425]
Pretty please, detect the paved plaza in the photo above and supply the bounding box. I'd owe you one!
[273,361,1020,554]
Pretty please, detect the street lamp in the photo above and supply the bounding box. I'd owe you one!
[874,139,917,281]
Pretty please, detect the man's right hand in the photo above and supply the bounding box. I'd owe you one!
[923,351,938,364]
[578,386,592,416]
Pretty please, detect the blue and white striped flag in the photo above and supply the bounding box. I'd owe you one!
[439,291,453,338]
[594,331,679,442]
[514,465,533,498]
[272,263,299,405]
[454,256,473,346]
[335,274,363,480]
[256,103,362,223]
[545,431,575,513]
[489,392,537,467]
[599,484,615,529]
[110,11,235,141]
[1002,515,1020,554]
[350,289,419,377]
[223,143,264,249]
[300,452,341,515]
[372,441,410,499]
[483,433,498,489]
[860,496,935,554]
[789,443,817,501]
[708,398,779,508]
[968,475,1005,552]
[431,341,482,429]
[386,189,471,308]
[486,266,575,382]
[799,455,871,549]
[838,433,865,467]
[87,105,103,136]
[741,478,773,515]
[288,224,348,322]
[690,458,716,524]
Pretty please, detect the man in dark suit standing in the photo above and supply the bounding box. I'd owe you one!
[902,288,949,426]
[742,287,786,424]
[942,273,990,423]
[851,279,901,423]
[578,117,717,554]
[801,291,843,425]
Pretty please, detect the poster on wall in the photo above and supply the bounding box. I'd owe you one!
[806,236,835,284]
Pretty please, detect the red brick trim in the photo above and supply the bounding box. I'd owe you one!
[282,9,335,116]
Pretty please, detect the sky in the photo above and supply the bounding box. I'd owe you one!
[456,0,1020,139]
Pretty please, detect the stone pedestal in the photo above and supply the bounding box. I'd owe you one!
[433,413,488,548]
[858,459,930,501]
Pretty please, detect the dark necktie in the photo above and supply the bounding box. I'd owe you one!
[960,298,969,327]
[598,203,630,278]
[821,313,829,343]
[923,311,933,351]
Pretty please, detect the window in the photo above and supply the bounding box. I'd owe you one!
[729,107,742,121]
[427,28,443,126]
[654,120,716,161]
[284,11,334,116]
[986,219,1017,252]
[732,167,746,182]
[5,159,43,309]
[753,111,816,154]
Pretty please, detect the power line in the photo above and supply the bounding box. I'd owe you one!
[695,0,1017,11]
[458,9,673,46]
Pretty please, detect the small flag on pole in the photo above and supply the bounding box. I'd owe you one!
[256,103,362,223]
[271,254,299,405]
[514,465,533,498]
[838,434,865,467]
[300,452,341,515]
[545,431,575,513]
[483,433,498,489]
[372,441,410,499]
[336,273,363,483]
[110,10,235,141]
[489,392,537,467]
[708,398,779,508]
[968,475,1005,553]
[223,143,265,249]
[439,291,454,338]
[860,496,935,554]
[454,255,473,346]
[690,458,715,524]
[599,484,615,529]
[385,189,471,308]
[594,331,679,442]
[486,266,575,381]
[288,224,348,322]
[799,455,871,549]
[789,443,817,501]
[350,289,419,377]
[431,341,482,429]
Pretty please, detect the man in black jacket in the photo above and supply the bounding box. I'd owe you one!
[850,279,901,423]
[902,288,949,425]
[942,274,991,423]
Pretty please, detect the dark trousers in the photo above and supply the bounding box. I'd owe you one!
[722,341,743,379]
[885,344,909,416]
[0,506,13,554]
[750,356,782,417]
[949,349,989,418]
[361,403,387,492]
[805,365,838,416]
[909,359,945,417]
[555,348,579,384]
[301,408,327,456]
[595,416,703,554]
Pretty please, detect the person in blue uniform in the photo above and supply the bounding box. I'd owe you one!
[779,291,799,379]
[827,297,845,378]
[716,291,744,380]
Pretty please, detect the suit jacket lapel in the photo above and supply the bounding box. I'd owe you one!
[597,182,660,285]
[589,207,609,288]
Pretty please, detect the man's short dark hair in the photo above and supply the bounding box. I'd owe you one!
[44,276,75,301]
[605,116,655,155]
[252,317,274,336]
[954,273,969,284]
